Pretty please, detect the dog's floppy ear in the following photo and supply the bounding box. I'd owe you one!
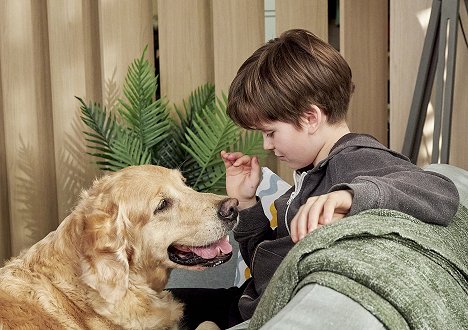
[80,197,131,305]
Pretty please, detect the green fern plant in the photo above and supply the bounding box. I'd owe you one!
[78,48,264,193]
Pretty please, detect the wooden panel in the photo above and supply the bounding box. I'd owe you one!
[341,0,388,147]
[82,0,103,101]
[212,0,264,94]
[450,1,468,169]
[46,0,101,221]
[98,0,154,106]
[158,0,214,107]
[0,0,58,255]
[389,0,431,157]
[0,63,11,261]
[276,0,328,40]
[275,0,329,184]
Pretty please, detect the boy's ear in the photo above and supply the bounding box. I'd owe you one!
[304,105,324,133]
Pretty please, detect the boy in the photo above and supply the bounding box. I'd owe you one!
[171,29,459,329]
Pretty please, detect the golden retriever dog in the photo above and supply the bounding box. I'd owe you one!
[0,165,238,329]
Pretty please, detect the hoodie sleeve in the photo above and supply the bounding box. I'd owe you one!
[329,148,459,226]
[233,200,275,268]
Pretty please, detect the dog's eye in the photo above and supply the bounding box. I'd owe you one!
[154,199,169,213]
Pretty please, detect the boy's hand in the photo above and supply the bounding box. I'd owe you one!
[221,150,261,210]
[290,190,353,243]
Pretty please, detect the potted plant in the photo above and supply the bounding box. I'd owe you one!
[78,48,264,193]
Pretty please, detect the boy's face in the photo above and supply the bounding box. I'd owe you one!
[259,120,321,170]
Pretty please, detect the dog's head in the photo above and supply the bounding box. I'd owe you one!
[77,165,238,304]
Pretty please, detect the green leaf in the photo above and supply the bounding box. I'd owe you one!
[181,94,242,191]
[78,47,264,192]
[78,97,125,171]
[232,130,266,159]
[176,84,215,134]
[109,133,152,170]
[118,47,171,149]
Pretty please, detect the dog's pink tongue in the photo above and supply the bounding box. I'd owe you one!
[190,236,233,259]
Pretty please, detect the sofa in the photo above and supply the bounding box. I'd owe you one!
[168,163,468,330]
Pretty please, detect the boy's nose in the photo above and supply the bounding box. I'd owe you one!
[263,138,274,150]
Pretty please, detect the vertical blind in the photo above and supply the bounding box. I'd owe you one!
[1,0,466,262]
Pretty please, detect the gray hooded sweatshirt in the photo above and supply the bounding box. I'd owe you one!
[233,133,460,320]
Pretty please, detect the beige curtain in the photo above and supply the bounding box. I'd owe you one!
[1,0,465,263]
[0,0,154,261]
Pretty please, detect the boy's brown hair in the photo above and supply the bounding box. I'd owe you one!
[227,29,355,129]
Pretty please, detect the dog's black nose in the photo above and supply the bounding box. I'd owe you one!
[218,198,239,221]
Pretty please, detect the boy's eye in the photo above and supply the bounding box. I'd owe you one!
[266,131,274,138]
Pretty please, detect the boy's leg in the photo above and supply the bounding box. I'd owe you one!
[169,286,244,330]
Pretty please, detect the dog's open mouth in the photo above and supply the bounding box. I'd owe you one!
[168,235,233,267]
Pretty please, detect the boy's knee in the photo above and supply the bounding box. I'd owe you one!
[195,321,221,330]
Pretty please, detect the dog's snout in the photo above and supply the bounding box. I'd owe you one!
[218,198,239,221]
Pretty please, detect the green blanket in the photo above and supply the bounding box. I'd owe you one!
[249,205,468,330]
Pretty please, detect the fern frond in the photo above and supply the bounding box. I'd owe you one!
[105,133,152,171]
[78,97,125,171]
[78,95,154,172]
[152,120,188,168]
[181,94,241,191]
[176,83,215,132]
[157,83,216,171]
[232,130,266,158]
[79,47,264,192]
[121,47,156,112]
[178,158,203,187]
[189,83,215,112]
[78,97,118,149]
[119,47,171,149]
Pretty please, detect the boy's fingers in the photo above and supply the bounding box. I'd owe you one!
[290,207,304,243]
[225,152,245,161]
[220,150,234,168]
[221,156,232,168]
[291,191,353,243]
[250,157,262,180]
[291,201,312,242]
[221,151,243,160]
[296,211,309,242]
[320,199,337,224]
[306,196,323,233]
[233,155,252,167]
[221,151,252,169]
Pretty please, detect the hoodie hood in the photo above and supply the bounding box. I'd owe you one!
[319,133,409,168]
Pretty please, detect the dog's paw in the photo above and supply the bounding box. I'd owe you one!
[195,321,221,330]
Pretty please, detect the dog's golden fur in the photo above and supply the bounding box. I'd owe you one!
[0,165,237,329]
